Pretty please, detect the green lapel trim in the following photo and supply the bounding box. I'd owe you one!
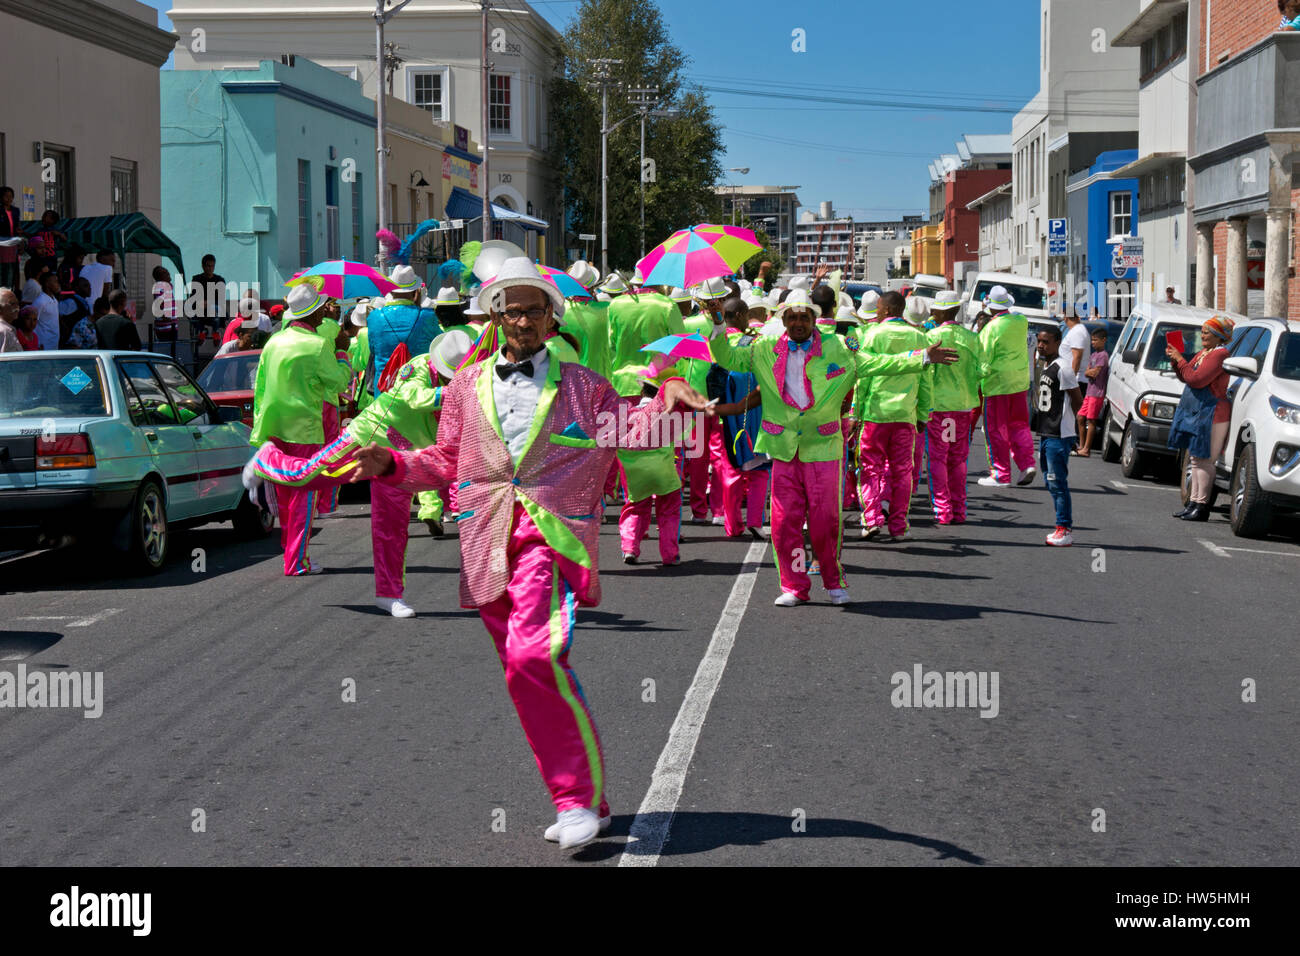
[517,493,592,568]
[475,353,506,445]
[512,342,563,474]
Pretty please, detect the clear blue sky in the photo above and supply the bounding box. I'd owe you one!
[137,0,1040,220]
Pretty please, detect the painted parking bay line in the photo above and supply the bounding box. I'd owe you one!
[16,608,122,628]
[1110,479,1177,491]
[619,540,767,867]
[1200,539,1300,559]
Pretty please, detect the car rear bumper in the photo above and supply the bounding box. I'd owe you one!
[0,482,138,531]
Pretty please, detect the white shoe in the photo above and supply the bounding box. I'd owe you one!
[292,559,323,576]
[1045,525,1073,547]
[376,597,415,618]
[861,524,882,540]
[774,592,808,608]
[977,475,1009,487]
[551,807,602,849]
[545,812,611,843]
[828,588,851,606]
[711,516,725,526]
[1017,466,1038,486]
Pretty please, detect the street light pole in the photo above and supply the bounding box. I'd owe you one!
[589,58,621,277]
[627,85,659,260]
[480,0,492,242]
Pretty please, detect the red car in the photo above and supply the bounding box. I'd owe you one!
[197,348,261,428]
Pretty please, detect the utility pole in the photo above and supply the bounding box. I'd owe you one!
[480,0,492,242]
[373,0,414,269]
[588,58,622,276]
[384,41,403,95]
[627,84,659,261]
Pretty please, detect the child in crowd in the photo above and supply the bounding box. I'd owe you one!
[1074,327,1110,457]
[1032,326,1084,547]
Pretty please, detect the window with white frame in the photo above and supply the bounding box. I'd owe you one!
[1110,191,1132,238]
[329,65,358,81]
[489,73,512,135]
[409,68,449,121]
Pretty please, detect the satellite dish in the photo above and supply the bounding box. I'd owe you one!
[472,239,526,282]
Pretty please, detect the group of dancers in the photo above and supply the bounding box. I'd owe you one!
[240,248,1042,848]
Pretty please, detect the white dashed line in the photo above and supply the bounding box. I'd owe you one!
[619,540,767,867]
[1199,539,1231,558]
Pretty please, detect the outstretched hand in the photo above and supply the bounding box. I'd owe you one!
[926,344,960,366]
[662,379,715,416]
[350,443,395,481]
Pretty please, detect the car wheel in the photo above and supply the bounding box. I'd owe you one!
[1229,445,1273,538]
[1101,408,1121,463]
[126,479,168,573]
[1120,421,1147,479]
[232,489,276,539]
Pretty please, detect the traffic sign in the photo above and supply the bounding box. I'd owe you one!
[1246,259,1265,290]
[1049,239,1068,257]
[1048,218,1067,241]
[578,233,597,241]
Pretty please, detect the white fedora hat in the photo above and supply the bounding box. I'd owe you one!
[787,274,811,291]
[669,287,693,303]
[478,256,564,314]
[286,283,328,319]
[389,264,423,292]
[567,259,600,291]
[776,288,818,316]
[433,285,461,307]
[987,285,1014,310]
[630,266,645,287]
[931,290,962,312]
[429,328,476,380]
[855,289,880,321]
[464,295,486,318]
[597,272,628,295]
[349,299,371,327]
[903,295,930,324]
[742,289,768,310]
[835,304,860,325]
[693,276,729,300]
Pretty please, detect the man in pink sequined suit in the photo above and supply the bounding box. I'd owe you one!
[353,258,711,850]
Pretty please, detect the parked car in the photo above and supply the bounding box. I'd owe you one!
[843,281,883,305]
[1084,319,1127,356]
[197,348,262,429]
[0,350,272,572]
[1100,302,1245,478]
[963,272,1050,328]
[1179,317,1300,537]
[909,274,947,300]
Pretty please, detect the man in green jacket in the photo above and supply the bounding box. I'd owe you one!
[925,291,983,523]
[977,285,1037,487]
[250,283,353,576]
[709,288,957,607]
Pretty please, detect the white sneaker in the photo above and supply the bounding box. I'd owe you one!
[1017,466,1038,486]
[544,812,611,843]
[293,559,323,576]
[551,807,602,849]
[828,588,851,606]
[1045,525,1073,547]
[711,516,725,526]
[861,524,883,540]
[977,475,1010,487]
[376,597,416,618]
[773,592,808,608]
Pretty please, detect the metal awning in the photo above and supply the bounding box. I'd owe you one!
[1108,151,1187,179]
[23,212,184,277]
[445,186,548,232]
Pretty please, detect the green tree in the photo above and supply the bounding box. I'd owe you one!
[548,0,724,274]
[739,220,784,285]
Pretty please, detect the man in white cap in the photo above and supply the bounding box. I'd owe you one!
[365,264,440,400]
[350,256,712,849]
[925,291,982,524]
[977,285,1037,487]
[709,288,958,604]
[249,282,352,576]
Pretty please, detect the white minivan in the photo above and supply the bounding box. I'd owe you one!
[963,272,1050,328]
[1101,302,1246,478]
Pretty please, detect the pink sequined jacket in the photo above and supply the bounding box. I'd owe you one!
[383,346,676,608]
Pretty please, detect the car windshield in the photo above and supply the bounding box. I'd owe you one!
[0,357,110,419]
[971,281,1045,310]
[1144,323,1206,371]
[1275,332,1300,381]
[911,286,939,299]
[197,352,261,393]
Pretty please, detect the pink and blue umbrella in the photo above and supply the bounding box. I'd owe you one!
[636,223,761,289]
[285,260,396,300]
[640,332,713,363]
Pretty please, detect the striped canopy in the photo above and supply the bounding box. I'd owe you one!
[24,213,184,278]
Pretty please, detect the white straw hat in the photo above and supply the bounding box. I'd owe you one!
[693,276,729,300]
[434,285,461,306]
[429,328,476,380]
[903,295,930,325]
[987,285,1014,311]
[478,256,565,314]
[567,260,600,290]
[776,288,818,316]
[597,272,629,295]
[855,290,880,321]
[931,290,962,313]
[389,265,422,292]
[286,283,327,319]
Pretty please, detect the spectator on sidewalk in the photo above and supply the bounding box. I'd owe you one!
[1074,327,1110,456]
[13,306,41,350]
[57,246,85,300]
[1168,316,1236,522]
[32,271,61,350]
[0,287,22,351]
[1062,311,1090,378]
[151,265,179,346]
[188,253,227,339]
[58,277,97,348]
[79,251,115,304]
[0,188,21,290]
[216,319,261,356]
[1164,287,1181,305]
[27,210,65,275]
[21,259,47,306]
[96,290,142,351]
[1032,326,1083,547]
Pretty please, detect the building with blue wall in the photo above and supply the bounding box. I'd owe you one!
[1066,149,1140,318]
[161,59,377,302]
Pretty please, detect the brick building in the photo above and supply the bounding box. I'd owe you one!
[1191,1,1299,319]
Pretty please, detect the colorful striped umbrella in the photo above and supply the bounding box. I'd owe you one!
[639,332,713,363]
[535,264,594,299]
[285,260,396,300]
[636,223,761,290]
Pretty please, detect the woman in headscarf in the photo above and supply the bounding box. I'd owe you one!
[1167,315,1236,522]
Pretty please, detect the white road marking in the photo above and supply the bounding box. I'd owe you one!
[1110,479,1176,491]
[15,608,121,627]
[1199,539,1231,558]
[1220,546,1300,558]
[619,539,767,867]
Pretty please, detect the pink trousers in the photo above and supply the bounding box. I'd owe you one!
[317,403,341,516]
[771,455,844,599]
[927,409,975,523]
[269,438,322,576]
[705,416,732,518]
[860,421,918,536]
[721,468,769,535]
[984,391,1035,482]
[684,416,715,520]
[370,480,413,598]
[618,492,682,562]
[479,507,610,816]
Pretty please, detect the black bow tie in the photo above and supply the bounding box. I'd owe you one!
[497,359,535,381]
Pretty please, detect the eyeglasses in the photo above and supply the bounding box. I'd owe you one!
[500,307,550,323]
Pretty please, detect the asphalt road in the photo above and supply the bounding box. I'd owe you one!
[2,437,1298,867]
